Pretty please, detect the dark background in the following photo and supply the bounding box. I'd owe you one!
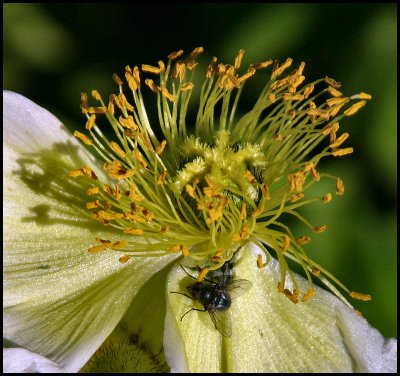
[4,3,396,338]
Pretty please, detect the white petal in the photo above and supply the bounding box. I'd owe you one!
[3,91,178,372]
[231,243,397,372]
[3,348,64,373]
[165,263,224,373]
[164,243,397,372]
[81,266,172,373]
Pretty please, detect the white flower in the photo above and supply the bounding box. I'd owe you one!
[3,48,397,373]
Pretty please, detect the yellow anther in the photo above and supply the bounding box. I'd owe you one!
[351,92,372,100]
[112,73,124,86]
[187,46,204,60]
[95,237,112,244]
[206,208,223,224]
[277,282,285,293]
[257,254,266,268]
[125,186,144,202]
[281,236,290,253]
[92,90,102,101]
[330,133,349,149]
[119,255,131,263]
[322,121,339,136]
[243,170,256,184]
[301,288,315,302]
[234,49,245,69]
[296,61,305,75]
[114,93,134,111]
[283,288,299,304]
[169,244,189,257]
[250,60,273,70]
[290,75,305,90]
[155,140,167,155]
[295,236,311,245]
[355,310,364,317]
[185,184,196,199]
[324,76,341,88]
[303,84,314,98]
[111,240,129,250]
[344,100,366,116]
[336,177,345,195]
[290,193,304,202]
[104,160,135,179]
[95,210,116,222]
[86,186,99,196]
[74,130,92,145]
[88,244,108,253]
[238,68,256,83]
[284,93,304,101]
[81,166,97,179]
[123,227,144,235]
[68,169,85,177]
[124,213,146,223]
[103,184,121,200]
[125,69,139,92]
[168,49,184,60]
[332,147,353,157]
[181,82,194,91]
[240,203,247,221]
[160,87,175,102]
[197,268,209,282]
[110,141,127,158]
[140,208,154,222]
[86,200,100,209]
[157,171,167,185]
[145,78,159,93]
[119,116,139,130]
[133,151,148,169]
[85,114,96,130]
[288,171,306,193]
[327,97,349,107]
[251,205,264,218]
[69,166,98,180]
[232,223,251,241]
[327,86,343,97]
[107,100,114,115]
[311,266,321,276]
[160,225,169,234]
[268,93,276,103]
[350,292,372,301]
[314,225,327,233]
[212,247,225,261]
[261,184,271,200]
[309,167,320,182]
[272,58,293,79]
[142,64,162,74]
[172,60,186,80]
[271,77,289,90]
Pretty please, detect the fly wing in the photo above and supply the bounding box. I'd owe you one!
[208,309,232,337]
[226,279,252,299]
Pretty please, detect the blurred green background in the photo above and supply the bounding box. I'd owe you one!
[4,4,396,338]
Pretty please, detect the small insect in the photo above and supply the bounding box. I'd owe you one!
[171,261,252,337]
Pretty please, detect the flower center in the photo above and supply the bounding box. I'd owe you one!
[69,47,372,304]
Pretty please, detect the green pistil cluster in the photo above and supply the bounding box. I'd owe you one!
[70,47,371,304]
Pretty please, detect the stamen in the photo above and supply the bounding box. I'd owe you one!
[74,130,93,145]
[73,48,370,307]
[197,268,209,282]
[336,178,345,195]
[344,101,366,116]
[350,292,372,301]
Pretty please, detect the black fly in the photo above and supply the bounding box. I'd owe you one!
[171,261,252,337]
